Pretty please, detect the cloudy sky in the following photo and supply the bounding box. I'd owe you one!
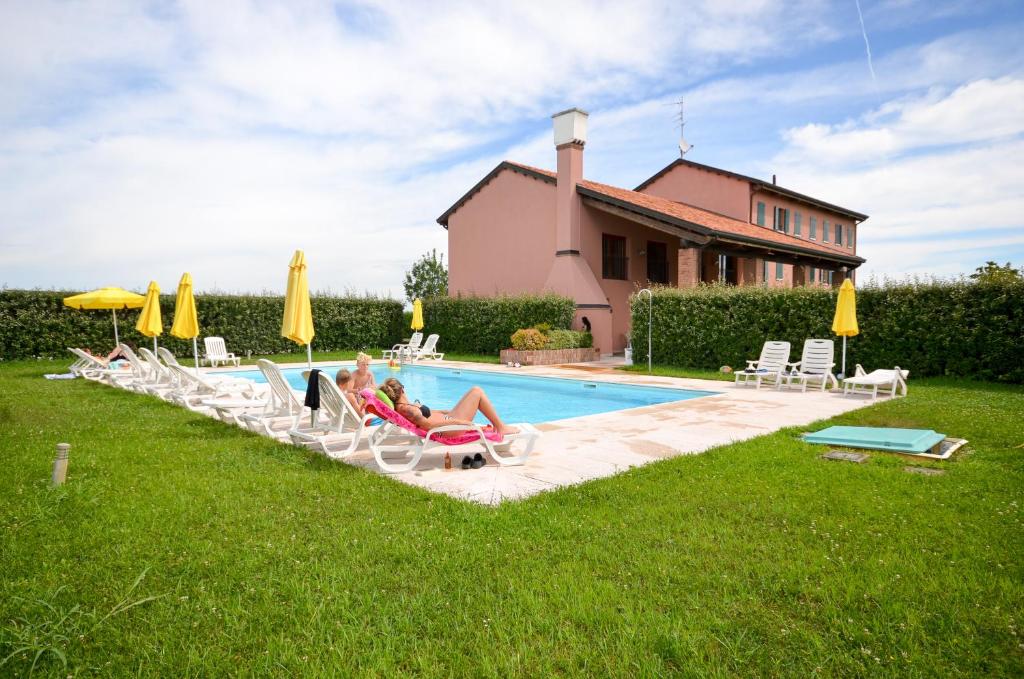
[1,0,1022,298]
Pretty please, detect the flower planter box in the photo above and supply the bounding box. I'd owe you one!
[499,347,600,366]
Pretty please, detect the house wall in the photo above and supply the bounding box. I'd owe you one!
[749,188,858,289]
[641,164,750,221]
[579,205,679,352]
[447,171,556,296]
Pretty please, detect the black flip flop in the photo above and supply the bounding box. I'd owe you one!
[471,452,486,469]
[461,455,473,470]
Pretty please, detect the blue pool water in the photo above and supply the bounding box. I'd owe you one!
[220,364,716,425]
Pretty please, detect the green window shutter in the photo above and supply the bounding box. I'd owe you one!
[835,223,843,245]
[757,202,765,226]
[810,217,817,240]
[823,220,830,242]
[775,262,783,280]
[847,225,854,249]
[809,267,815,283]
[783,210,789,233]
[794,212,802,236]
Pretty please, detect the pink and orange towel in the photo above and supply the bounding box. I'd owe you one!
[360,389,505,445]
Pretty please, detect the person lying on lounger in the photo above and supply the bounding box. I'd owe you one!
[334,369,365,416]
[85,346,130,367]
[379,377,518,436]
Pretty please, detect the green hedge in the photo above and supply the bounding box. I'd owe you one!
[0,290,404,361]
[422,294,575,354]
[629,280,1024,383]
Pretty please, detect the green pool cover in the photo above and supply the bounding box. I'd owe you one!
[802,426,946,454]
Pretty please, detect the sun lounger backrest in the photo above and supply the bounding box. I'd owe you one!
[360,389,503,444]
[799,339,834,375]
[138,347,167,380]
[157,347,181,367]
[758,341,791,371]
[118,343,148,378]
[204,337,229,359]
[316,372,366,429]
[419,334,438,354]
[408,332,423,350]
[257,359,302,413]
[69,347,105,368]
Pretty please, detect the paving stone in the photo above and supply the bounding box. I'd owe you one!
[821,450,869,463]
[904,466,945,476]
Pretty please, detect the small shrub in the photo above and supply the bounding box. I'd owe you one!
[545,329,592,350]
[510,328,546,351]
[532,322,553,336]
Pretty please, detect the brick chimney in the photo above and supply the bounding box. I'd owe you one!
[552,107,588,253]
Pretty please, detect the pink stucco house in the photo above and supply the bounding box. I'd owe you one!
[438,108,867,355]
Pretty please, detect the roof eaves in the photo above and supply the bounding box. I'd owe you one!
[436,161,555,227]
[635,158,868,222]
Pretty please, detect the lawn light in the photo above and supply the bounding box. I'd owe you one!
[51,442,70,486]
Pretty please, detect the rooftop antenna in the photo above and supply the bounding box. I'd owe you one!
[669,97,693,158]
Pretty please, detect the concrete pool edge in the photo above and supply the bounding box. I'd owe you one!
[207,358,891,504]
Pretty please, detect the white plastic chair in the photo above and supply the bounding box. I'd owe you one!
[779,339,838,392]
[203,337,241,367]
[382,332,423,360]
[288,372,374,457]
[735,341,790,389]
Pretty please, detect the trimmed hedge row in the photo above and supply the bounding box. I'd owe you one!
[0,290,404,360]
[629,280,1024,383]
[422,294,575,354]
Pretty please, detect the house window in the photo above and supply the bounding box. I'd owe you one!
[774,207,789,233]
[835,223,843,246]
[808,266,816,283]
[809,216,817,240]
[823,219,830,243]
[775,262,784,280]
[794,212,802,236]
[847,225,854,249]
[602,234,628,280]
[756,202,766,226]
[826,270,834,286]
[646,241,668,284]
[762,259,769,283]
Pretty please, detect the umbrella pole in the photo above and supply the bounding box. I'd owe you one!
[842,336,847,378]
[154,337,158,353]
[193,337,200,374]
[306,343,312,370]
[112,309,120,347]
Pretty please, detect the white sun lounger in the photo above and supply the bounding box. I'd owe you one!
[165,363,258,411]
[202,336,241,367]
[407,333,444,361]
[287,372,374,457]
[382,332,423,360]
[67,348,135,384]
[843,365,909,400]
[779,339,839,392]
[137,347,180,397]
[735,341,790,389]
[238,359,305,436]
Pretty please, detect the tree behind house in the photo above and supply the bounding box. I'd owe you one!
[403,249,448,303]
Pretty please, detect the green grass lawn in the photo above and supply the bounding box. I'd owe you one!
[232,349,500,366]
[618,363,735,381]
[1,363,1022,676]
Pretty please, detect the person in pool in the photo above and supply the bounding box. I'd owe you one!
[378,377,518,436]
[351,352,376,393]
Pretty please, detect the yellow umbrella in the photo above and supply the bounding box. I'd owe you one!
[63,286,145,347]
[281,250,315,368]
[411,298,424,331]
[135,280,163,352]
[831,278,859,377]
[170,272,201,371]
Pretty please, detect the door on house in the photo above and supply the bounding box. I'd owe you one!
[718,254,738,284]
[646,241,669,284]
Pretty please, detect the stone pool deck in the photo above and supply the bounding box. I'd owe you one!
[212,359,890,505]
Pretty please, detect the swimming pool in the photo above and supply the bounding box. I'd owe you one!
[220,364,716,425]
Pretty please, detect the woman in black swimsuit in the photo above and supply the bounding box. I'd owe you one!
[379,377,518,435]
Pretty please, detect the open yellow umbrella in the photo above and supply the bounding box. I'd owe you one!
[63,286,145,347]
[170,272,201,371]
[411,298,424,331]
[282,250,314,368]
[831,278,859,378]
[135,280,163,352]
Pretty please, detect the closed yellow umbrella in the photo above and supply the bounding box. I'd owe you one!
[411,298,424,331]
[832,278,859,377]
[135,281,163,352]
[170,272,201,371]
[282,250,314,368]
[63,286,145,347]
